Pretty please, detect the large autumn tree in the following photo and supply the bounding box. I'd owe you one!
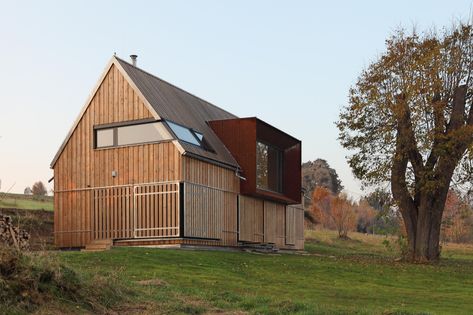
[337,23,473,262]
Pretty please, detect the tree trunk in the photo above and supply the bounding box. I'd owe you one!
[389,85,471,263]
[414,205,442,262]
[398,196,445,263]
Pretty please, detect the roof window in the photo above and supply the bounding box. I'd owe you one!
[166,121,202,146]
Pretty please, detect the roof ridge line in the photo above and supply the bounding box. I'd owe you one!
[115,56,238,119]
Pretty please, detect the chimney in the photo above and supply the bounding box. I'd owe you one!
[130,54,138,66]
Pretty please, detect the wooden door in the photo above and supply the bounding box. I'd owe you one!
[133,182,180,238]
[238,196,264,243]
[93,186,133,240]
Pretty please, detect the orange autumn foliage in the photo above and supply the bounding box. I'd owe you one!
[330,194,357,238]
[310,187,333,227]
[441,191,472,243]
[310,187,358,238]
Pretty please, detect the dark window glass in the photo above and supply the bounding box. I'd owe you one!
[117,122,171,145]
[167,121,201,146]
[96,129,114,148]
[256,141,283,192]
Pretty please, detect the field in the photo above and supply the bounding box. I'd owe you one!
[53,230,473,315]
[0,193,53,211]
[2,200,473,314]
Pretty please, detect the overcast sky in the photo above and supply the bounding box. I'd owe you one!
[0,1,471,196]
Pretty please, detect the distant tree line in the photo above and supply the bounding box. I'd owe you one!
[307,183,473,244]
[24,181,48,196]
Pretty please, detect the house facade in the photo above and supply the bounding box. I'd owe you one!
[51,56,304,250]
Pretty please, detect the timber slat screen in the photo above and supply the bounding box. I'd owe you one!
[286,205,304,247]
[134,182,180,238]
[238,196,264,243]
[294,206,305,248]
[91,181,180,240]
[285,206,296,245]
[54,190,93,247]
[93,186,133,240]
[264,202,286,247]
[183,182,237,240]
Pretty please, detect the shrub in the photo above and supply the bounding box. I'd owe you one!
[0,247,130,314]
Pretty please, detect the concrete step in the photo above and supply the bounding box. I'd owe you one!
[82,239,113,252]
[240,242,279,253]
[85,244,111,250]
[89,239,113,246]
[82,248,109,252]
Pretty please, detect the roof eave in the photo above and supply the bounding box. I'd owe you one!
[182,151,240,171]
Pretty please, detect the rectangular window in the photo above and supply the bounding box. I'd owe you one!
[96,128,114,148]
[256,141,283,193]
[95,121,172,148]
[117,122,171,146]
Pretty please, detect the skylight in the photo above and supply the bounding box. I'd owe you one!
[194,131,204,141]
[166,121,201,146]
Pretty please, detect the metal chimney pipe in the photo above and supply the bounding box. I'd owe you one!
[130,54,138,66]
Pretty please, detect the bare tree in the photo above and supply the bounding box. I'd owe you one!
[32,181,47,196]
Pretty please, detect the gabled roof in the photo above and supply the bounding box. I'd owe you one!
[51,55,240,169]
[115,57,239,168]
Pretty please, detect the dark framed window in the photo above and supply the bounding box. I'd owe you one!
[94,121,172,149]
[166,120,204,147]
[256,141,283,193]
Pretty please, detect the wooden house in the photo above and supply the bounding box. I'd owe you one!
[51,55,304,250]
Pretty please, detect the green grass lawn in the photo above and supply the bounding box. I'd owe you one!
[0,193,53,211]
[57,230,473,315]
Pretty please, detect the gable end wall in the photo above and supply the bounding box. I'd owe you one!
[54,64,182,247]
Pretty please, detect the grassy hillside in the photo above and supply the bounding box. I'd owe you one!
[50,230,473,315]
[0,193,53,211]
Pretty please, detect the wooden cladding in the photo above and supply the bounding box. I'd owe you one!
[56,182,180,247]
[55,190,93,247]
[52,60,304,250]
[286,205,305,248]
[181,157,240,246]
[285,207,296,245]
[54,64,181,192]
[134,182,180,238]
[239,196,264,243]
[55,181,303,250]
[264,201,286,247]
[93,186,133,240]
[181,157,239,193]
[239,195,304,250]
[183,182,237,240]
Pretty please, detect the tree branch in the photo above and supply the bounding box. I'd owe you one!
[425,94,444,171]
[434,85,470,193]
[447,85,467,132]
[395,94,425,178]
[391,130,418,228]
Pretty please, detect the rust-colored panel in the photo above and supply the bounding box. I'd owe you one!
[283,143,302,203]
[210,117,301,204]
[208,118,257,195]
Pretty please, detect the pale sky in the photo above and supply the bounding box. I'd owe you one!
[0,1,471,196]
